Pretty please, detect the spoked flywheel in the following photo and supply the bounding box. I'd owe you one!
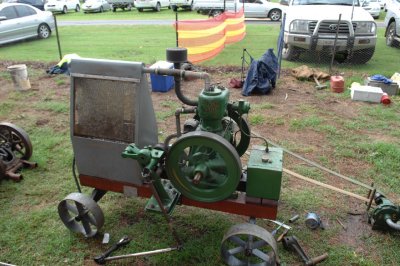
[58,193,104,238]
[221,223,278,266]
[0,122,33,161]
[166,131,242,203]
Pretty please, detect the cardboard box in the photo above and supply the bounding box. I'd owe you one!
[351,85,383,103]
[365,77,399,96]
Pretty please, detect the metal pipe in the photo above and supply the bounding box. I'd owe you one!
[386,218,400,231]
[175,107,197,137]
[143,67,211,106]
[104,247,178,262]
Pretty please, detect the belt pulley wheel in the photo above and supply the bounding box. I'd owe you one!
[166,131,241,203]
[0,122,33,161]
[58,193,104,238]
[221,223,278,266]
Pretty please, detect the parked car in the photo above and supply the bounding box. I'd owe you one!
[108,0,134,11]
[384,2,400,47]
[45,0,80,13]
[170,0,193,11]
[361,0,381,19]
[0,3,55,45]
[82,0,111,12]
[193,0,284,21]
[3,0,45,11]
[281,0,377,64]
[134,0,170,11]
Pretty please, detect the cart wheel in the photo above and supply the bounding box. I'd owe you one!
[166,131,241,203]
[0,122,32,160]
[58,193,104,238]
[221,223,278,266]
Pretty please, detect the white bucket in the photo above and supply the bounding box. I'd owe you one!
[7,64,31,91]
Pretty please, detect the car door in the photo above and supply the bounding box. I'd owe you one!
[0,6,23,44]
[14,5,38,38]
[241,0,266,18]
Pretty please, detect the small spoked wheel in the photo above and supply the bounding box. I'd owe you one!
[58,193,104,238]
[0,122,33,161]
[221,223,278,266]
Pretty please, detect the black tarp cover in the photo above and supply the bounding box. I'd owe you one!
[242,49,278,96]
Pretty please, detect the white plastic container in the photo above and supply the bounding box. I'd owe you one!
[7,64,31,91]
[351,85,383,103]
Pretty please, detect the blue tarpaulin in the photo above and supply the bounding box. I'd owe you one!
[242,49,278,96]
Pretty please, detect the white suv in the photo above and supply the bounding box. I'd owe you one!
[45,0,80,13]
[134,0,170,11]
[282,0,377,63]
[384,1,400,47]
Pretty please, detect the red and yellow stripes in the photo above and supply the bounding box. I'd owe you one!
[175,9,246,63]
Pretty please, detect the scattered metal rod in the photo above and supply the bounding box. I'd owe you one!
[289,214,300,223]
[264,219,292,230]
[251,131,376,191]
[336,218,347,231]
[103,247,179,263]
[0,262,16,266]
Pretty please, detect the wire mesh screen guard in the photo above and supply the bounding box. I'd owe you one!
[73,77,136,143]
[69,58,158,185]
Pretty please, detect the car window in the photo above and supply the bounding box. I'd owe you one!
[0,6,18,19]
[15,5,37,17]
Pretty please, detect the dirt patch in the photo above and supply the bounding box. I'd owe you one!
[0,63,383,252]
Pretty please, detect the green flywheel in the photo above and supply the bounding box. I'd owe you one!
[166,131,242,203]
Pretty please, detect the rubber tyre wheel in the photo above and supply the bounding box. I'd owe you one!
[155,2,161,12]
[386,22,399,47]
[38,23,51,39]
[138,8,143,12]
[350,48,375,64]
[282,43,299,61]
[75,4,80,12]
[62,5,67,14]
[269,9,281,21]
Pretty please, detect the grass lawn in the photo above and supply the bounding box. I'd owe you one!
[1,19,400,266]
[55,8,205,20]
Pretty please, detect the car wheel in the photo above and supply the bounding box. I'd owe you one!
[171,5,177,11]
[62,5,67,14]
[155,2,161,12]
[386,21,399,47]
[75,4,80,12]
[138,8,143,12]
[282,43,300,61]
[269,9,281,21]
[38,23,51,39]
[350,48,375,64]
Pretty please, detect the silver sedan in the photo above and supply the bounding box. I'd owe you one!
[0,3,55,45]
[82,0,111,13]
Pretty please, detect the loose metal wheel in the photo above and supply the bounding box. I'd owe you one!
[0,122,33,161]
[221,223,278,266]
[58,193,104,238]
[166,131,241,203]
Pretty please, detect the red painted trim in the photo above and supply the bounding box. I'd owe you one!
[79,175,278,219]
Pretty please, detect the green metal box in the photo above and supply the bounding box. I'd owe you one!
[246,146,283,201]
